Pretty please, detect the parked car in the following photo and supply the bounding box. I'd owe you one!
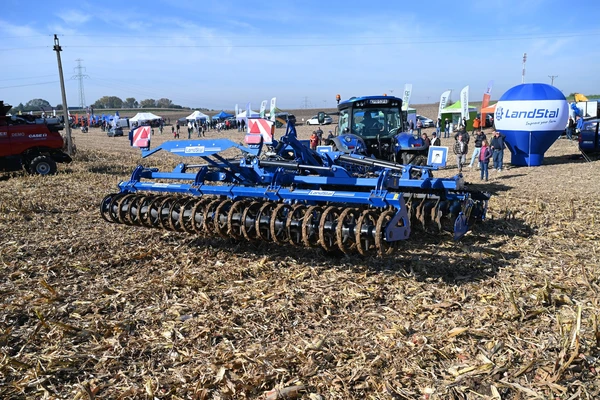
[306,114,333,125]
[107,126,124,137]
[416,115,434,128]
[578,118,599,153]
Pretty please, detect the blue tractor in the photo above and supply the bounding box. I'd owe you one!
[325,95,429,166]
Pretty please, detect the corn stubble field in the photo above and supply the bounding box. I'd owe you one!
[1,107,600,399]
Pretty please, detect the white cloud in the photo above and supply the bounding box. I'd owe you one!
[530,38,572,57]
[56,10,91,25]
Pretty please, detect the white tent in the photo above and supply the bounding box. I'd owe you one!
[186,110,210,121]
[236,110,260,121]
[129,112,162,123]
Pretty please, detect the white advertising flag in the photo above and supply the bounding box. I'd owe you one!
[269,97,276,122]
[235,104,239,117]
[460,86,470,120]
[259,100,267,118]
[437,90,451,119]
[402,83,413,111]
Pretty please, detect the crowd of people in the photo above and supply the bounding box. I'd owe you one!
[446,117,506,181]
[309,127,335,150]
[412,115,506,182]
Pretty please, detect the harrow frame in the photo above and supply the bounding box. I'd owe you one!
[101,121,489,256]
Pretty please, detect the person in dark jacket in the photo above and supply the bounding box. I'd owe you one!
[430,132,441,146]
[454,129,470,144]
[479,139,492,181]
[444,118,450,138]
[566,116,575,140]
[490,130,506,171]
[453,133,468,172]
[421,132,431,147]
[468,130,487,169]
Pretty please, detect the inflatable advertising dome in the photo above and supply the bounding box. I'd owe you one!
[495,83,568,166]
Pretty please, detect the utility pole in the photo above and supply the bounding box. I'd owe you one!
[53,34,73,156]
[548,75,558,86]
[72,58,89,109]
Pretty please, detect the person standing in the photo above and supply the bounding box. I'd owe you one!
[453,133,468,173]
[490,130,506,172]
[316,126,324,144]
[309,131,319,150]
[444,118,450,138]
[479,139,492,181]
[435,117,441,136]
[566,116,575,140]
[468,130,487,169]
[409,119,415,136]
[421,132,431,147]
[187,120,193,139]
[416,118,423,136]
[455,128,470,145]
[472,116,481,134]
[430,132,441,146]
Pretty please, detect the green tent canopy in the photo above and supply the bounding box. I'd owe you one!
[441,101,478,131]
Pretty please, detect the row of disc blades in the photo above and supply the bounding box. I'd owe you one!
[100,192,469,256]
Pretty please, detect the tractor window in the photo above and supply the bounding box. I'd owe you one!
[339,109,350,133]
[352,107,402,138]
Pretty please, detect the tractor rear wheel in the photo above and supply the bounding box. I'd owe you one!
[28,156,58,176]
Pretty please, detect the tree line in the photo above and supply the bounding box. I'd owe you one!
[8,97,212,114]
[91,96,186,109]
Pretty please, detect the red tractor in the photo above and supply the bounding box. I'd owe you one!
[0,101,72,175]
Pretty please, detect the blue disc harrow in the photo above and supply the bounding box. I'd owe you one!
[101,123,489,256]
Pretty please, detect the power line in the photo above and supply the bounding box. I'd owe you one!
[0,46,49,51]
[3,31,600,52]
[3,30,600,41]
[56,29,600,40]
[0,74,56,82]
[50,32,600,50]
[0,81,58,89]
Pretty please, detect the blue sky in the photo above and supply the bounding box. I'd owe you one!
[1,0,599,110]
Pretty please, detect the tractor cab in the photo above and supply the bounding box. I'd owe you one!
[329,96,427,165]
[330,96,404,160]
[339,96,403,138]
